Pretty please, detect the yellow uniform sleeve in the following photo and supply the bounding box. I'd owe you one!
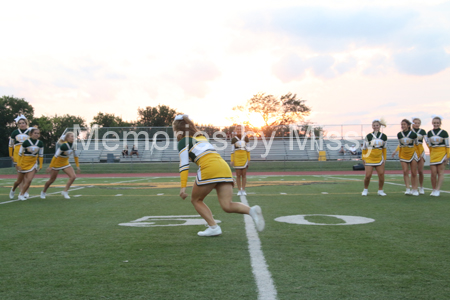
[230,144,235,163]
[178,141,190,188]
[74,157,80,168]
[39,157,43,169]
[180,170,189,188]
[382,148,387,160]
[9,147,13,157]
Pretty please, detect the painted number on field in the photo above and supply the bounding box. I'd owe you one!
[275,214,375,225]
[118,215,221,227]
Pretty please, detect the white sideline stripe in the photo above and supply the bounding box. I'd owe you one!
[321,175,450,194]
[110,178,147,184]
[0,177,146,205]
[0,187,86,205]
[240,195,278,300]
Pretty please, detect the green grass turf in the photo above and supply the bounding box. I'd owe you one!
[0,160,409,175]
[1,174,449,299]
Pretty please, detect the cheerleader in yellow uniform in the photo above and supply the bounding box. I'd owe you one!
[230,125,251,196]
[361,119,388,196]
[11,128,44,201]
[392,119,419,195]
[41,132,80,199]
[411,117,428,194]
[426,116,449,197]
[173,114,264,237]
[8,114,35,200]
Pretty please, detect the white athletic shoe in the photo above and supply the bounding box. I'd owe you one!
[9,188,15,200]
[241,190,247,196]
[434,190,440,197]
[419,187,425,195]
[61,191,70,199]
[430,190,436,196]
[198,225,222,237]
[24,192,29,199]
[377,190,386,196]
[18,194,26,201]
[250,205,265,232]
[405,189,412,195]
[362,189,368,196]
[237,190,242,196]
[412,190,419,196]
[40,191,46,199]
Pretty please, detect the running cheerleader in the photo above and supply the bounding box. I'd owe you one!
[9,114,34,199]
[230,125,251,196]
[392,119,419,196]
[361,119,388,196]
[411,117,428,194]
[41,132,80,199]
[173,114,264,237]
[11,127,44,200]
[426,116,449,197]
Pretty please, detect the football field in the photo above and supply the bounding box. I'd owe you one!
[1,173,450,300]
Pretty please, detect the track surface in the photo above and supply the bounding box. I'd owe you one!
[1,169,448,179]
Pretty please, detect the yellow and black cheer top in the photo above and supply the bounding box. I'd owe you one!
[49,142,80,170]
[427,128,450,165]
[362,131,387,166]
[9,128,33,163]
[412,127,427,158]
[17,138,44,173]
[178,136,233,188]
[231,135,251,169]
[396,130,418,162]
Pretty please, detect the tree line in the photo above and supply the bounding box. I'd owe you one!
[0,96,184,156]
[1,92,313,157]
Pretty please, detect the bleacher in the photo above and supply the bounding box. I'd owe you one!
[70,137,403,163]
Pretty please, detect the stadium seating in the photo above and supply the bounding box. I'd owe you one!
[70,137,403,163]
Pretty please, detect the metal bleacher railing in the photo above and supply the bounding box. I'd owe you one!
[58,123,410,164]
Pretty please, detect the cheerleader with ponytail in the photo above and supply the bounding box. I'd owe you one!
[361,119,388,196]
[392,119,419,196]
[41,132,80,199]
[8,114,34,200]
[426,115,449,196]
[411,117,427,194]
[10,127,44,200]
[173,114,264,237]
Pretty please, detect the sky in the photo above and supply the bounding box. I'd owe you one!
[1,0,450,131]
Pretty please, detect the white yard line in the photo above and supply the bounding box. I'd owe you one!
[0,177,148,205]
[0,186,86,205]
[240,195,278,300]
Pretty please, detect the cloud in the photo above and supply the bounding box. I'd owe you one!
[241,5,450,76]
[393,47,450,75]
[272,53,336,82]
[244,7,417,51]
[164,59,221,98]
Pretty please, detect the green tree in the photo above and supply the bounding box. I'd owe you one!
[90,112,132,127]
[33,114,87,153]
[0,96,34,157]
[233,92,311,128]
[137,104,180,126]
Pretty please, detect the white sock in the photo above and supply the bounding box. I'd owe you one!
[210,225,218,229]
[363,189,368,192]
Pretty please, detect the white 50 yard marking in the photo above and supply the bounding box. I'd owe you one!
[240,195,277,300]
